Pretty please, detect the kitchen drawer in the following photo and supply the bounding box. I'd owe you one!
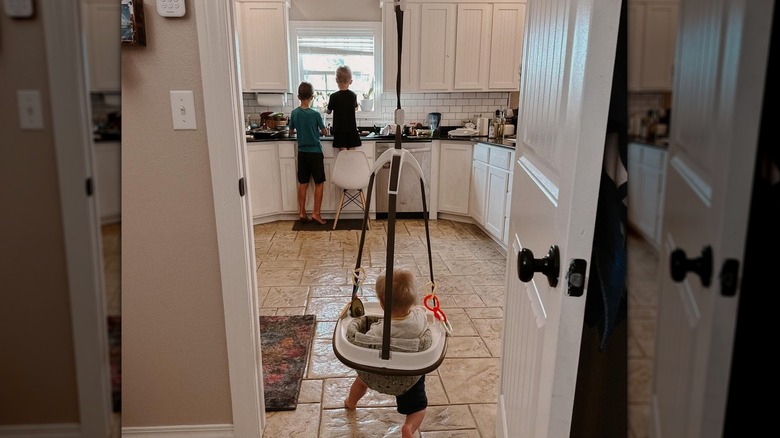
[489,147,512,170]
[279,142,295,158]
[474,143,489,163]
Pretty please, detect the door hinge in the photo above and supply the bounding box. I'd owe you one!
[238,177,245,197]
[85,177,93,196]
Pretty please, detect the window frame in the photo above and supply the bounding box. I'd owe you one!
[289,21,383,120]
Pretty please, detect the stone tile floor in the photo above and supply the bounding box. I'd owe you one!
[102,219,658,437]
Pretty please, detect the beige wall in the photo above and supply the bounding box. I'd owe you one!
[289,0,381,21]
[0,10,80,426]
[121,0,232,426]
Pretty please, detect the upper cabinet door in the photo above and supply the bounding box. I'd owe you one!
[83,0,120,92]
[237,2,290,92]
[488,2,526,90]
[419,3,456,90]
[454,4,492,90]
[627,0,679,92]
[383,3,421,93]
[642,3,678,90]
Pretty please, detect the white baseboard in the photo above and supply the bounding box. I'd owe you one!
[0,423,80,437]
[122,424,234,437]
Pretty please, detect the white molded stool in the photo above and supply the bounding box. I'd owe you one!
[331,150,372,230]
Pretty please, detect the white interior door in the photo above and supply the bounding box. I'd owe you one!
[649,1,773,436]
[496,0,621,437]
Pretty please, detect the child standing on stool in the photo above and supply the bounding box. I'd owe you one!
[289,81,328,224]
[345,269,428,438]
[327,66,362,151]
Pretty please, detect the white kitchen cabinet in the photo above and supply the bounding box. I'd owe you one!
[488,2,526,90]
[485,165,509,241]
[247,142,282,217]
[627,142,668,249]
[628,0,679,91]
[279,142,298,212]
[419,3,457,90]
[470,142,514,244]
[438,142,473,214]
[454,4,492,90]
[236,1,291,92]
[93,141,120,223]
[470,143,491,225]
[383,2,421,93]
[483,146,513,241]
[83,0,120,92]
[503,177,511,246]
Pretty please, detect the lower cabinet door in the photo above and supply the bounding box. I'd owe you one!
[247,143,281,217]
[484,166,509,240]
[470,160,488,225]
[280,158,298,213]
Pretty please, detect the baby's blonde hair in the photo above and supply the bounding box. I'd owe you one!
[336,65,352,84]
[375,269,418,314]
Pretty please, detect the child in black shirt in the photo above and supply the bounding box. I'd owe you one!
[327,66,362,151]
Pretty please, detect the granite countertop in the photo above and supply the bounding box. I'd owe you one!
[246,132,517,150]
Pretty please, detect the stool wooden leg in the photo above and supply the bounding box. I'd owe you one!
[359,190,370,230]
[333,189,346,230]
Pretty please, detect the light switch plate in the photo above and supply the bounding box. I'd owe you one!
[17,89,44,130]
[170,90,197,130]
[4,0,34,18]
[156,0,185,17]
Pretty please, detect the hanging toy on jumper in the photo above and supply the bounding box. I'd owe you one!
[331,0,453,393]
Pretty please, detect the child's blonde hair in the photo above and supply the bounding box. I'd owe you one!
[375,269,418,314]
[336,65,353,85]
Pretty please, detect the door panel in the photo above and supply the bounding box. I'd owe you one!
[651,1,772,435]
[497,0,622,436]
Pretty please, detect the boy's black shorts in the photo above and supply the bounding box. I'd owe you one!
[297,152,326,184]
[396,375,427,415]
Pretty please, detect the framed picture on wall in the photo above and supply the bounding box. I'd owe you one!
[121,0,146,46]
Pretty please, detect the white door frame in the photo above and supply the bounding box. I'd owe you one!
[41,2,112,437]
[193,1,266,436]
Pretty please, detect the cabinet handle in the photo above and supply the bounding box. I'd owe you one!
[238,177,245,197]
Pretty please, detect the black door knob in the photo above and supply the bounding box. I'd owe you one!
[670,246,712,287]
[517,245,560,287]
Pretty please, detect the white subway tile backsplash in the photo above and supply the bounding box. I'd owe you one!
[241,91,510,127]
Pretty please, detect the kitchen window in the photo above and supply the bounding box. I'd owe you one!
[289,21,382,118]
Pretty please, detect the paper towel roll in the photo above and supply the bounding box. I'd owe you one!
[476,117,490,136]
[255,93,287,106]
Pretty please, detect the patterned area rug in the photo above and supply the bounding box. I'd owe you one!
[107,315,121,413]
[292,218,366,231]
[259,314,316,411]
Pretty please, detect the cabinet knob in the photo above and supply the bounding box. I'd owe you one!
[517,245,560,287]
[670,246,712,287]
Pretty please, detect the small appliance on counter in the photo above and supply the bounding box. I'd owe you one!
[428,112,441,134]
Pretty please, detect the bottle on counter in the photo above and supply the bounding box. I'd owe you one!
[492,109,506,141]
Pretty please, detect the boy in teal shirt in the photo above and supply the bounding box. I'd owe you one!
[288,82,328,224]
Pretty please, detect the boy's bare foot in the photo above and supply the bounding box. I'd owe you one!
[299,215,311,222]
[312,214,326,225]
[344,399,356,410]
